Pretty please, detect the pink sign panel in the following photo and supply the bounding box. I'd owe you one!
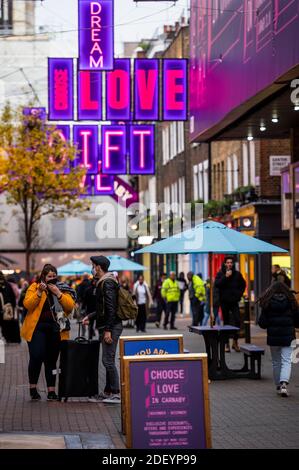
[48,58,74,121]
[106,59,131,121]
[77,71,102,120]
[94,159,115,195]
[73,125,98,174]
[163,59,187,121]
[134,59,159,121]
[112,176,139,207]
[129,124,155,175]
[101,125,127,174]
[78,0,114,71]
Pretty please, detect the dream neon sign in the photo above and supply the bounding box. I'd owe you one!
[78,0,114,71]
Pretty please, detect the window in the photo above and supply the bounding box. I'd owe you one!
[193,165,199,200]
[203,160,209,203]
[233,154,239,190]
[85,219,98,242]
[164,186,170,206]
[227,156,232,194]
[249,141,256,185]
[242,142,249,186]
[52,219,66,243]
[162,126,170,165]
[198,163,204,200]
[177,122,185,154]
[0,0,13,32]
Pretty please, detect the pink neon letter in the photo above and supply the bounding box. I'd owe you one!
[80,130,92,169]
[104,130,124,168]
[91,2,101,15]
[133,130,151,168]
[80,72,98,110]
[137,70,157,110]
[108,70,129,110]
[166,70,184,110]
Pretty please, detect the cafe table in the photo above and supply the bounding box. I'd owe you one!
[189,325,251,380]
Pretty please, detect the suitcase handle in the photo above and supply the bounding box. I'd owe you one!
[74,336,90,343]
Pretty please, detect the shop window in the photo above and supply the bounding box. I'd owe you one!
[52,219,66,243]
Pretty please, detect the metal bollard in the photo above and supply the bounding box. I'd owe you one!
[244,297,251,344]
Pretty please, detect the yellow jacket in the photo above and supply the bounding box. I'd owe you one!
[162,278,181,303]
[21,282,75,342]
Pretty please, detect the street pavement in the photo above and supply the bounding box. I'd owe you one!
[0,315,298,449]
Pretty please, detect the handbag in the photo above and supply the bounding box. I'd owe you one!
[0,292,14,321]
[48,294,71,333]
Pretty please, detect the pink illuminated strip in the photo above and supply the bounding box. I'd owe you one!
[96,162,113,191]
[80,130,92,169]
[133,129,151,168]
[104,130,124,169]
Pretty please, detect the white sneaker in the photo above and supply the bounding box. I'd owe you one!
[280,383,289,397]
[88,392,110,402]
[102,394,121,404]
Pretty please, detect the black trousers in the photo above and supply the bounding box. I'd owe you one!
[136,304,147,332]
[156,299,167,324]
[164,302,178,328]
[220,302,240,341]
[28,322,61,387]
[190,298,204,326]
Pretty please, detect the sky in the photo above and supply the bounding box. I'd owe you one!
[36,0,190,56]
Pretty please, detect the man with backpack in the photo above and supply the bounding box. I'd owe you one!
[83,255,123,404]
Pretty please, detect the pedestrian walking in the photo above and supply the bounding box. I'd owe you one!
[133,275,153,333]
[21,264,76,401]
[178,272,188,316]
[202,279,222,326]
[162,272,180,330]
[153,273,167,328]
[83,255,123,404]
[187,272,206,326]
[215,256,246,352]
[272,264,291,288]
[257,281,299,397]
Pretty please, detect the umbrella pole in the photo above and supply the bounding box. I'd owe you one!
[209,252,214,328]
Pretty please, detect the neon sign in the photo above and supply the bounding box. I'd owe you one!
[134,59,159,121]
[163,59,187,121]
[78,0,114,71]
[106,59,131,121]
[101,125,127,174]
[78,71,102,120]
[129,125,155,174]
[48,58,74,121]
[73,125,98,174]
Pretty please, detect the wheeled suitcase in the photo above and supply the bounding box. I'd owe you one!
[58,322,100,401]
[1,319,21,344]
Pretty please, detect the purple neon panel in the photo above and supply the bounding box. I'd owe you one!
[78,0,114,71]
[73,125,98,174]
[48,58,74,121]
[129,124,155,175]
[23,107,46,120]
[163,59,187,121]
[77,71,102,120]
[134,59,159,121]
[106,58,131,121]
[101,125,127,174]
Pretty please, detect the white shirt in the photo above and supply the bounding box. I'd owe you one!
[135,283,147,305]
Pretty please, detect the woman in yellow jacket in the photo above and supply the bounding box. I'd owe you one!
[21,264,75,401]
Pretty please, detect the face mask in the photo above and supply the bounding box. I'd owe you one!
[47,277,58,285]
[92,267,97,277]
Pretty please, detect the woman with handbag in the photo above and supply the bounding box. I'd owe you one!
[21,264,76,401]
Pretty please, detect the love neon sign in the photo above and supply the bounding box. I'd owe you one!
[163,59,188,121]
[106,59,131,121]
[134,59,159,121]
[48,58,74,121]
[78,0,114,71]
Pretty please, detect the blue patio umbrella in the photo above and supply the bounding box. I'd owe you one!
[136,220,287,328]
[107,255,147,272]
[57,260,91,276]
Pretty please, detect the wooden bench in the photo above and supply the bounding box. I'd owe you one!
[240,344,265,379]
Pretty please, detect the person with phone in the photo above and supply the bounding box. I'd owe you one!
[21,264,76,401]
[215,256,246,352]
[82,255,123,404]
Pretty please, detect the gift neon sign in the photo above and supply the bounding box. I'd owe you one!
[79,0,114,71]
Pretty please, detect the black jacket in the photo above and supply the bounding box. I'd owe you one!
[88,275,121,332]
[215,264,246,304]
[82,283,97,315]
[76,278,91,303]
[0,281,16,325]
[258,293,299,346]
